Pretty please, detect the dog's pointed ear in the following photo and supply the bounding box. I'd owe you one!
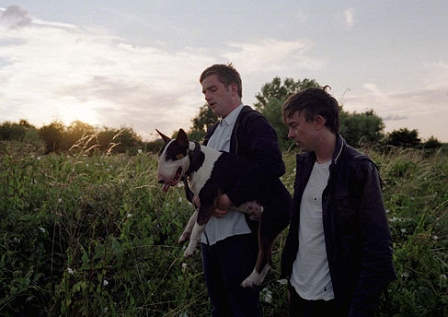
[156,129,171,143]
[176,129,189,148]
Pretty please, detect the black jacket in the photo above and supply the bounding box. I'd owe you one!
[281,135,396,316]
[204,105,287,206]
[204,105,291,234]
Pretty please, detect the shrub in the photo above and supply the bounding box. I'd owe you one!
[0,143,447,316]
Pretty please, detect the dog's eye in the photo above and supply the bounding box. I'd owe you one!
[176,154,185,160]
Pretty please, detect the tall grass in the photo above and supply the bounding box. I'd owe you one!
[0,140,447,316]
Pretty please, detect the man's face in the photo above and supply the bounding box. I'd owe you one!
[201,74,235,118]
[285,111,318,152]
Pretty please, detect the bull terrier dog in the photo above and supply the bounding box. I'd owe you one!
[157,128,291,287]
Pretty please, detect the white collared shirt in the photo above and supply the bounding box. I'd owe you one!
[201,104,252,245]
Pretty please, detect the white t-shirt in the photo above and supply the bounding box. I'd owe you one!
[291,160,334,301]
[200,104,251,245]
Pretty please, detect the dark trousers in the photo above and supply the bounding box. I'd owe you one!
[201,233,262,317]
[289,286,344,317]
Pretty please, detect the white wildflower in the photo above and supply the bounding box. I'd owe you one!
[38,227,46,233]
[181,263,187,273]
[67,268,74,275]
[260,288,272,303]
[103,279,109,286]
[58,198,63,203]
[277,279,288,285]
[401,272,409,278]
[400,228,406,233]
[127,213,133,218]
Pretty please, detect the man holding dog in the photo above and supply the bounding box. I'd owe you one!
[280,87,396,317]
[197,63,291,316]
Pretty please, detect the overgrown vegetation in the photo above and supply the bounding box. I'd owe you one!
[0,76,446,315]
[0,139,447,316]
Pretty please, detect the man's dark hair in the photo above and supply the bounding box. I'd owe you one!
[282,86,340,134]
[199,63,243,98]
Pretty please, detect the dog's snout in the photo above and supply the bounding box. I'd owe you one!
[158,179,164,184]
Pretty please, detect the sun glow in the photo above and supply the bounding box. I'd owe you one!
[56,103,100,127]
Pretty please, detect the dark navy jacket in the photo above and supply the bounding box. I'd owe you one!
[204,105,291,234]
[204,105,287,206]
[281,135,396,316]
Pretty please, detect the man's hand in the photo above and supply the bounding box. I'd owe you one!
[213,194,232,217]
[193,194,232,218]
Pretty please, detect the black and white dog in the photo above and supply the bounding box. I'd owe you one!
[157,128,291,287]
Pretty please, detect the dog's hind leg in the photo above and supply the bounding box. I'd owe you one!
[179,209,198,244]
[241,232,273,288]
[241,263,270,288]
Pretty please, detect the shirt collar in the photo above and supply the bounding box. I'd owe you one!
[221,103,244,126]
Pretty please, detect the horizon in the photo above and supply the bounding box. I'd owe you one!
[1,2,447,142]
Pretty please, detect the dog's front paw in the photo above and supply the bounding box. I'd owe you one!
[178,231,190,244]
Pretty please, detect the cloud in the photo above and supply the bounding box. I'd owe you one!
[344,8,355,28]
[0,5,32,29]
[225,38,321,72]
[1,10,323,140]
[335,8,355,29]
[0,14,205,139]
[342,79,448,139]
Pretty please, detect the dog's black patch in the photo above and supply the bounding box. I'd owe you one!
[163,139,188,162]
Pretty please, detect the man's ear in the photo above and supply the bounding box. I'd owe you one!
[228,83,237,96]
[314,115,326,129]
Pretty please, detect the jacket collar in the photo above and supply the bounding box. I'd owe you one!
[332,134,346,165]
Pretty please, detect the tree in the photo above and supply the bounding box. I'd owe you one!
[254,77,319,112]
[38,121,65,153]
[188,103,217,141]
[255,77,320,150]
[423,136,442,151]
[339,109,385,146]
[63,120,96,152]
[0,121,27,142]
[261,98,293,150]
[108,127,143,154]
[386,128,421,148]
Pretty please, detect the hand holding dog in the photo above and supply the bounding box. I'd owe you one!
[194,194,262,220]
[194,194,231,218]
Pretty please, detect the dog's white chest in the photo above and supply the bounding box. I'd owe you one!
[187,146,222,195]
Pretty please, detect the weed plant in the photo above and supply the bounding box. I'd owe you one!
[0,140,447,316]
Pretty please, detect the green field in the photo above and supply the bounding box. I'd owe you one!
[1,140,447,316]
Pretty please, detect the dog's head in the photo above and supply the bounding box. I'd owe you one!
[156,128,190,192]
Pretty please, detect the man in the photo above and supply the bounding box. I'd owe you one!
[197,63,290,316]
[280,87,396,317]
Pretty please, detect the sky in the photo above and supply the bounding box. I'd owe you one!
[1,1,447,142]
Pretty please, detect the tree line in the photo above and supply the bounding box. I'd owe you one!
[188,77,442,152]
[0,77,443,154]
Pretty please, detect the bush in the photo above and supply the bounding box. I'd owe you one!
[0,143,447,316]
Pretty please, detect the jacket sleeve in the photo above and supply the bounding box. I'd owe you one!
[226,113,286,206]
[348,160,396,316]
